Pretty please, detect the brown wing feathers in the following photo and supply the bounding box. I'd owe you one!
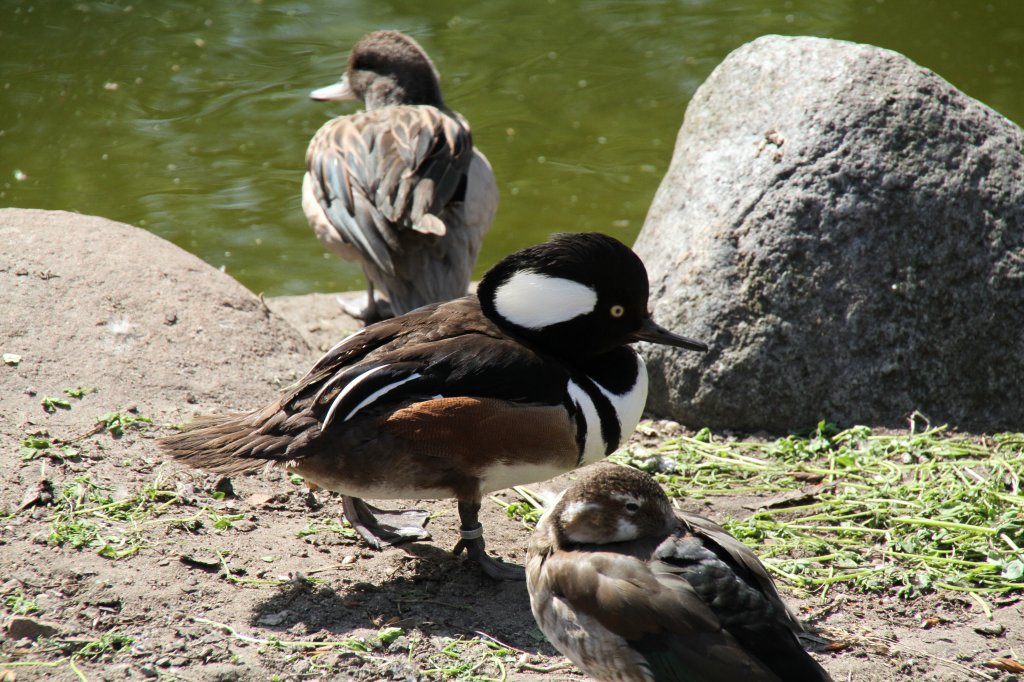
[311,107,470,252]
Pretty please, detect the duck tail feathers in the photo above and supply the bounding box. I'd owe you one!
[159,410,303,475]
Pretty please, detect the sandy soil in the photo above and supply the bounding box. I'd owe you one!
[1,210,1020,681]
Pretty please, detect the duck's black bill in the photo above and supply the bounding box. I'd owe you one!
[630,317,708,352]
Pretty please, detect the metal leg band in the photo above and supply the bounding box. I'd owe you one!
[459,525,484,541]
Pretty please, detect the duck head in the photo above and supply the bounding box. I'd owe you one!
[310,31,444,109]
[477,232,708,360]
[544,462,676,545]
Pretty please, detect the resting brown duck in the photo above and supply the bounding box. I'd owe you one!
[303,30,498,322]
[527,463,833,681]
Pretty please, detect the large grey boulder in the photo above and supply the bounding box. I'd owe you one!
[635,36,1024,432]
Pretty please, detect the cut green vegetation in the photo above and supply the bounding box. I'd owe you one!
[40,396,71,412]
[421,635,516,681]
[67,632,135,659]
[297,517,357,541]
[19,436,52,460]
[193,617,396,662]
[63,386,96,399]
[0,632,135,681]
[47,474,180,559]
[191,618,527,681]
[19,435,79,461]
[493,486,546,529]
[613,422,1024,597]
[3,590,41,616]
[46,472,267,562]
[95,411,153,437]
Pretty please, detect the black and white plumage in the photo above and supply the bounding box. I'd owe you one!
[303,30,498,322]
[160,233,707,580]
[527,463,834,681]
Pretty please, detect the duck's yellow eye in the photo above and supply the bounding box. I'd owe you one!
[610,304,625,318]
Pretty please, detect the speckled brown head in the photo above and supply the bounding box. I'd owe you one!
[546,463,676,546]
[311,31,445,109]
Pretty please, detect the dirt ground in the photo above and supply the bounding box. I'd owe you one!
[1,209,1021,681]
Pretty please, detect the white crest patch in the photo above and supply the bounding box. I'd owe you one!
[560,499,611,544]
[493,271,597,329]
[536,490,567,527]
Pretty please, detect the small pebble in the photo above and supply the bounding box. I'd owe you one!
[974,623,1006,637]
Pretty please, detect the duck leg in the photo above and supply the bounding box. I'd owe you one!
[452,499,525,581]
[341,495,431,549]
[336,280,393,323]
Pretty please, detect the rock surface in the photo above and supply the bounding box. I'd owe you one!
[0,208,313,429]
[264,292,361,353]
[6,615,61,640]
[635,35,1024,432]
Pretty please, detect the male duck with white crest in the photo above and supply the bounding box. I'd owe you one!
[160,233,707,579]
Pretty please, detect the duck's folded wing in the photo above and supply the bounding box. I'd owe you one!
[161,301,573,473]
[679,513,797,627]
[540,552,784,682]
[306,106,473,276]
[651,532,833,682]
[158,361,432,473]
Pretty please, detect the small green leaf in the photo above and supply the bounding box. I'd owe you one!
[64,386,96,399]
[41,396,72,412]
[377,626,404,646]
[3,593,41,615]
[833,453,856,467]
[96,411,153,437]
[1002,559,1024,581]
[20,436,52,459]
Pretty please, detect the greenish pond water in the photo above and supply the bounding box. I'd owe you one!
[2,1,1022,295]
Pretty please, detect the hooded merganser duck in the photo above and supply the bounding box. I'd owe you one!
[303,30,499,322]
[527,463,833,680]
[160,233,707,580]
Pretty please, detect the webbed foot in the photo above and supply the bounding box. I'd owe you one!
[342,495,431,549]
[453,526,526,581]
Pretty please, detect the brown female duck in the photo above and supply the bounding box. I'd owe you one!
[527,463,833,681]
[303,31,498,322]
